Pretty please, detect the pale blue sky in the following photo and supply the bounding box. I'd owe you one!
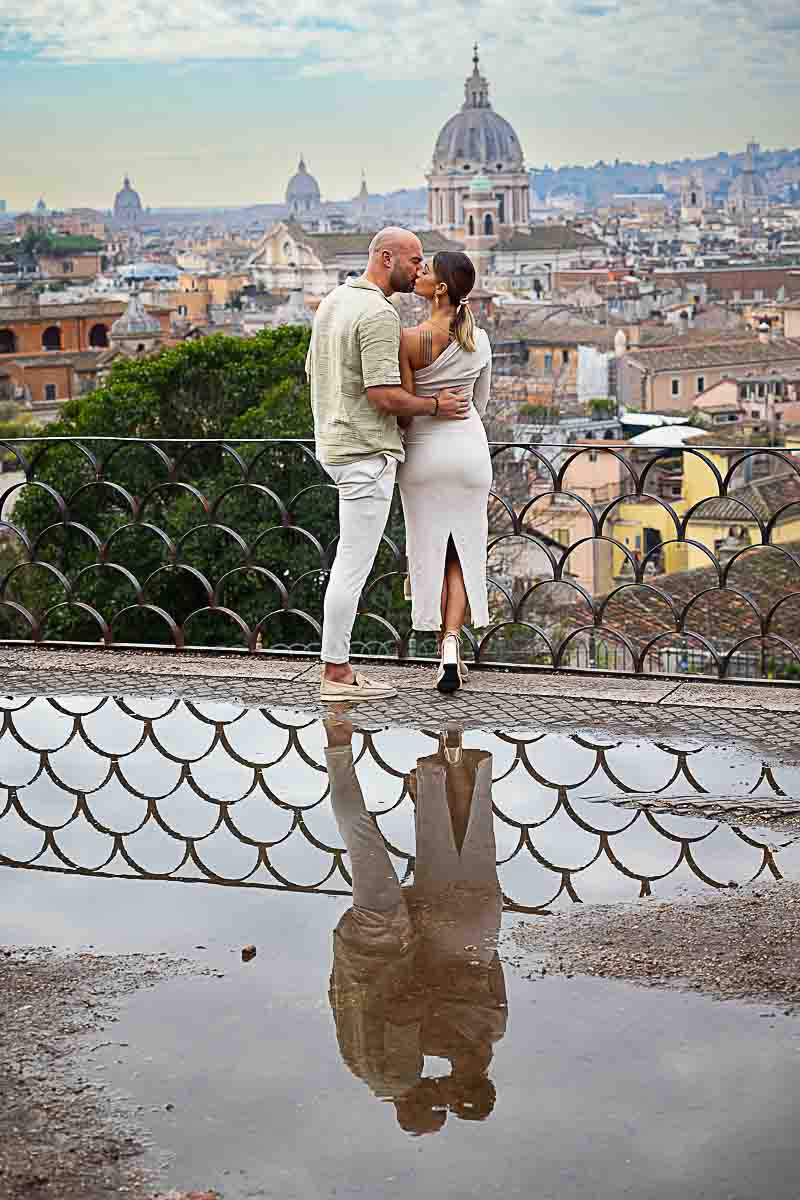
[2,0,800,211]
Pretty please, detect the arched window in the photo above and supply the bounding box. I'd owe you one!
[468,215,475,236]
[484,213,494,236]
[42,326,62,351]
[690,191,697,206]
[0,329,16,354]
[88,323,109,348]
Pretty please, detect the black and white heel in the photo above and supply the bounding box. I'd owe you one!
[436,632,462,694]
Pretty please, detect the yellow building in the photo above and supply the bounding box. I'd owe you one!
[607,434,800,580]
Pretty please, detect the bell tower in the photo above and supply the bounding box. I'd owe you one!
[680,173,705,224]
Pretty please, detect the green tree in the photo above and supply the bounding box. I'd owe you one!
[21,229,52,257]
[8,327,409,652]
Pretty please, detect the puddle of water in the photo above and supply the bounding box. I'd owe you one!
[2,694,800,1199]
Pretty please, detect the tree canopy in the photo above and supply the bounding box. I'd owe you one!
[6,326,407,652]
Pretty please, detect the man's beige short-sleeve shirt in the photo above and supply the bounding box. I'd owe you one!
[306,278,405,465]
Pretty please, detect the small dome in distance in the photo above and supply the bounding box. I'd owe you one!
[286,156,321,212]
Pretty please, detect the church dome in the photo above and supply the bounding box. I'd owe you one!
[114,176,143,220]
[728,145,767,208]
[286,157,321,209]
[110,294,160,338]
[432,48,524,173]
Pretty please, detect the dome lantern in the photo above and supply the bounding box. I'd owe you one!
[464,42,490,110]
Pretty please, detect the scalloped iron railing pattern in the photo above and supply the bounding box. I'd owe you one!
[1,436,800,679]
[1,696,797,913]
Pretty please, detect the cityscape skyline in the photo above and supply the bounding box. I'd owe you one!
[4,0,800,210]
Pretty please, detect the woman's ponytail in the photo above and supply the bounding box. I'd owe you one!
[432,251,478,353]
[452,300,477,353]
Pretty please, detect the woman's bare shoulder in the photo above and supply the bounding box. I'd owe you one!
[401,323,436,370]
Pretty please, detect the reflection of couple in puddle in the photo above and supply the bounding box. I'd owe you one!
[325,717,507,1135]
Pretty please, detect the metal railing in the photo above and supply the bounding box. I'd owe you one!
[0,435,800,681]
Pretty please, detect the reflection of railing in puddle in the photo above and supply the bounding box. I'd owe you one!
[0,696,797,912]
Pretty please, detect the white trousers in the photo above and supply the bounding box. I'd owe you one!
[321,453,397,665]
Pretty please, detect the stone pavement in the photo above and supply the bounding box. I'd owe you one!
[0,645,799,756]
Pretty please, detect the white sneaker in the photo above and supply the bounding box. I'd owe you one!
[436,633,462,695]
[320,670,397,702]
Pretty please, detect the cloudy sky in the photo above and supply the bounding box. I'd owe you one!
[2,0,799,210]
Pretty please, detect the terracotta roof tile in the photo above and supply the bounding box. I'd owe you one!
[493,227,604,253]
[626,338,800,373]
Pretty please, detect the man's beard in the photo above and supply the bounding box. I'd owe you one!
[389,266,415,293]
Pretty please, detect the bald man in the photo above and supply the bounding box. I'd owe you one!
[307,227,469,702]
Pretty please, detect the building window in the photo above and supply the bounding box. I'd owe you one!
[88,323,109,348]
[483,213,494,236]
[44,384,57,402]
[553,528,571,547]
[563,349,570,365]
[468,215,475,236]
[544,353,553,371]
[177,305,188,317]
[62,260,73,274]
[42,326,62,351]
[671,378,680,397]
[697,376,705,392]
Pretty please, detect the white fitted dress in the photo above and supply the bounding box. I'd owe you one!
[397,328,493,631]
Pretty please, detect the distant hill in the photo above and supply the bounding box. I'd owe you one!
[530,145,800,205]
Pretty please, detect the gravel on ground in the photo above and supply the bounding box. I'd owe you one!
[0,944,209,1199]
[612,796,800,835]
[508,879,800,1011]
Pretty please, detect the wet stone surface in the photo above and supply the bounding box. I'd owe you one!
[0,945,202,1199]
[2,678,800,1197]
[509,878,800,1009]
[0,647,799,756]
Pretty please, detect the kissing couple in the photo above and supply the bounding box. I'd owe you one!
[306,227,493,701]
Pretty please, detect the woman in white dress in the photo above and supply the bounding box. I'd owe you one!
[397,251,493,694]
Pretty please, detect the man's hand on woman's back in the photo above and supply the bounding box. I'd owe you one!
[436,388,470,419]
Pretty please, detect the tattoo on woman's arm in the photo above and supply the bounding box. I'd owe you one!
[420,328,433,367]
